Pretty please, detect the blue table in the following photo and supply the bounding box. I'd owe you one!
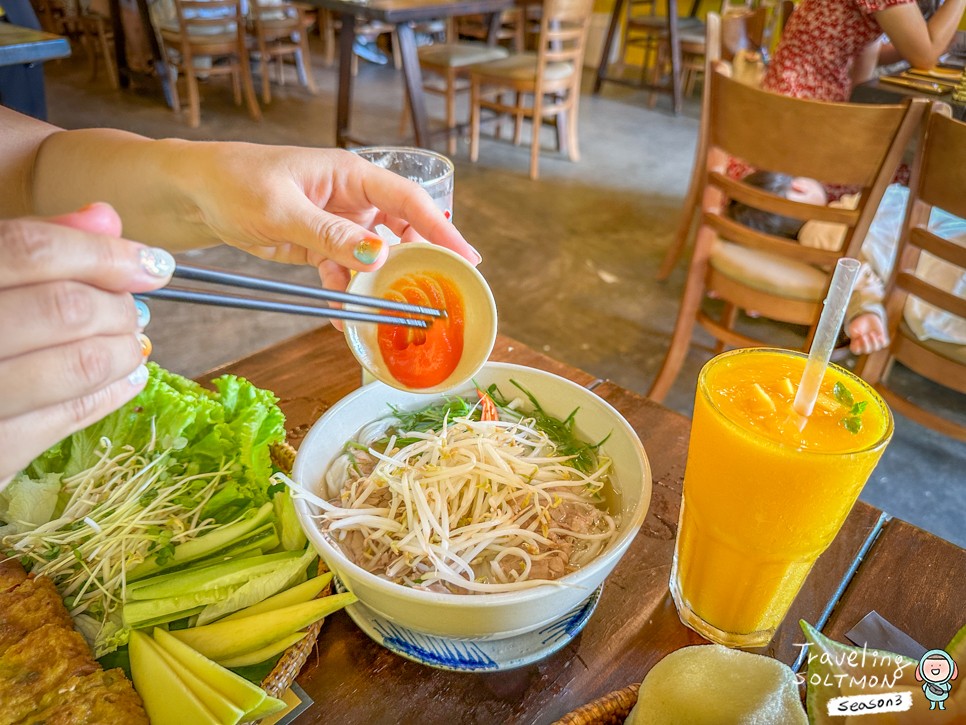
[0,22,69,67]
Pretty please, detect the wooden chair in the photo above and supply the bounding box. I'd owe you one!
[248,0,317,103]
[856,107,966,441]
[593,0,703,113]
[413,26,511,154]
[656,6,786,281]
[646,61,927,402]
[456,9,526,51]
[78,9,118,88]
[159,0,261,128]
[672,3,761,101]
[468,0,594,180]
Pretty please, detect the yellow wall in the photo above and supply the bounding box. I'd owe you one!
[592,0,719,17]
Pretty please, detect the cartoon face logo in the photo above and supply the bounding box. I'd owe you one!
[916,649,959,712]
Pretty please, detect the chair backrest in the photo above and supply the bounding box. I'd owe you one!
[857,106,966,440]
[702,62,926,266]
[535,0,594,86]
[172,0,246,39]
[249,0,298,27]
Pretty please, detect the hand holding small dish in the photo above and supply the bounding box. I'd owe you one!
[343,242,497,393]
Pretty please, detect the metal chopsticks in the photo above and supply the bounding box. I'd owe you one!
[137,264,444,329]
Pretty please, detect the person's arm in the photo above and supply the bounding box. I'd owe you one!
[0,107,60,218]
[875,0,966,70]
[0,106,479,291]
[851,40,884,85]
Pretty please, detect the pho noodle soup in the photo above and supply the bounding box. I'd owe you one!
[308,385,622,594]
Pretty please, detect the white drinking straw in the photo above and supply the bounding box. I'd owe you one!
[792,258,862,419]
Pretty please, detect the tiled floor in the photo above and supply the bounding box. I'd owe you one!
[40,41,965,546]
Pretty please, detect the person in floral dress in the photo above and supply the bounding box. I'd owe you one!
[763,0,965,102]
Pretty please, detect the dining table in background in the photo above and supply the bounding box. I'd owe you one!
[0,22,70,67]
[851,74,966,121]
[304,0,512,148]
[198,326,966,724]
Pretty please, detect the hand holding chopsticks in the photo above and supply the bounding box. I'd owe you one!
[138,264,445,329]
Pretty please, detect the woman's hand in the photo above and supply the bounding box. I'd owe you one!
[0,203,173,489]
[30,129,481,294]
[171,144,480,292]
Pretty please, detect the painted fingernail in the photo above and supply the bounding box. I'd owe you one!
[467,243,482,264]
[134,299,151,329]
[353,238,383,265]
[128,363,149,386]
[140,247,175,278]
[138,333,152,358]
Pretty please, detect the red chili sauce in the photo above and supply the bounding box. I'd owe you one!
[377,272,465,388]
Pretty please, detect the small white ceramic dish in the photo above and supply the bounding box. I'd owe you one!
[293,363,652,642]
[343,242,497,393]
[334,577,603,672]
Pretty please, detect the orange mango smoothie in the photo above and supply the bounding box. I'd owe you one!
[670,348,892,647]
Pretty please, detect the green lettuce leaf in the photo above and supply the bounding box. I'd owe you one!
[12,363,286,529]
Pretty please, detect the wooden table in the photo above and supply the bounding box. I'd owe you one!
[851,76,966,121]
[200,327,966,724]
[0,23,70,67]
[303,0,512,148]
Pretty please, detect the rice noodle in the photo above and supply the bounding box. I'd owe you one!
[305,407,620,594]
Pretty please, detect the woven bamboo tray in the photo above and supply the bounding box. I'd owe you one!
[260,442,333,701]
[552,683,640,725]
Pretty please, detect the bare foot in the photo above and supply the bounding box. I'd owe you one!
[847,313,889,355]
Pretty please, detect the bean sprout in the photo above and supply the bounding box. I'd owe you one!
[287,401,620,594]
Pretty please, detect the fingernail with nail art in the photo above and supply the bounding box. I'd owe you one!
[138,333,152,358]
[140,247,175,278]
[134,299,151,329]
[353,238,383,265]
[128,364,149,386]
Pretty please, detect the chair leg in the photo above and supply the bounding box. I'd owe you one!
[231,66,242,105]
[390,30,402,69]
[469,79,481,163]
[494,92,505,140]
[257,37,271,103]
[648,41,666,109]
[399,89,410,136]
[239,50,263,121]
[647,225,715,402]
[529,91,542,180]
[657,147,707,281]
[566,98,580,162]
[185,68,201,127]
[297,35,317,93]
[99,26,118,89]
[714,302,738,353]
[513,92,523,146]
[445,69,457,156]
[323,10,337,66]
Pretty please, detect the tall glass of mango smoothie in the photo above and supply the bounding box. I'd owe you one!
[669,348,893,648]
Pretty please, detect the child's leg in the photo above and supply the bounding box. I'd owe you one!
[845,263,889,355]
[847,312,889,355]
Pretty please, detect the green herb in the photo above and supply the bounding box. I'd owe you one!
[376,381,609,474]
[494,380,610,474]
[834,382,866,434]
[833,381,854,409]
